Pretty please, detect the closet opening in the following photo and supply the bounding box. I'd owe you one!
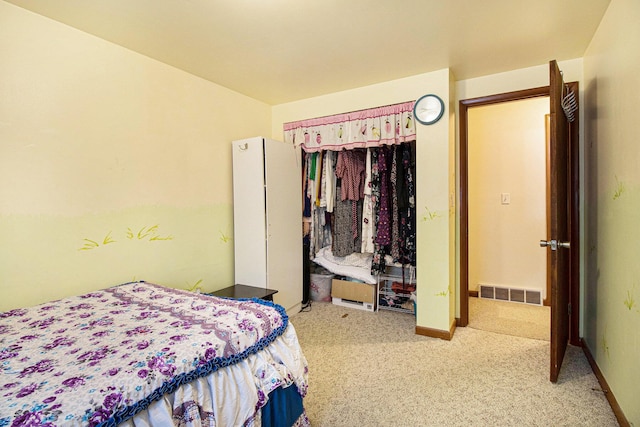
[301,142,417,315]
[285,101,419,317]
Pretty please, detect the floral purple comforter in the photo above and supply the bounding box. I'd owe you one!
[0,281,291,426]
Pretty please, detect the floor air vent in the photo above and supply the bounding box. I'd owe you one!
[478,285,542,306]
[480,286,495,299]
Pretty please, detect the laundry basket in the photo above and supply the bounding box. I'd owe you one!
[310,273,334,302]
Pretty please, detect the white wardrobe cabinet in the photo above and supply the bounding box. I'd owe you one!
[232,137,302,314]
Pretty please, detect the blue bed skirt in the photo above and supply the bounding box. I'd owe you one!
[261,384,305,427]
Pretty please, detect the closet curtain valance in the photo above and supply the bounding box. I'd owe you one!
[283,101,416,152]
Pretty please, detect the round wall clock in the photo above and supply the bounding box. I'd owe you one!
[414,94,445,125]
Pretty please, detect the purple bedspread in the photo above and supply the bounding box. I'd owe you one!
[0,281,289,426]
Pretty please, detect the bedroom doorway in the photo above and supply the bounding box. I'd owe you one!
[458,79,581,378]
[466,95,550,341]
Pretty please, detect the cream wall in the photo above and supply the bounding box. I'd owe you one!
[272,69,456,333]
[584,0,640,424]
[0,2,271,310]
[468,98,549,298]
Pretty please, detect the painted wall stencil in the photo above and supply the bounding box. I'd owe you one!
[623,284,639,313]
[127,225,173,241]
[185,279,203,292]
[613,175,625,200]
[601,328,610,360]
[219,230,231,243]
[421,206,442,221]
[79,231,116,251]
[79,224,173,251]
[434,286,451,297]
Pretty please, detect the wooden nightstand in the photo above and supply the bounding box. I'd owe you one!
[208,284,278,301]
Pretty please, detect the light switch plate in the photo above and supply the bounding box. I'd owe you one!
[501,193,511,205]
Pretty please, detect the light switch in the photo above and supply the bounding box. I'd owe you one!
[501,193,511,205]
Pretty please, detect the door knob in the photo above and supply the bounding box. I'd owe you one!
[539,239,570,251]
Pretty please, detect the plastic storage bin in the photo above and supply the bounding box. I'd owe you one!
[310,273,334,302]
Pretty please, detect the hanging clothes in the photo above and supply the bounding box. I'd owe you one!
[390,145,401,261]
[335,149,367,239]
[288,99,418,273]
[302,154,312,219]
[303,141,415,271]
[332,182,363,257]
[305,152,331,257]
[314,152,323,206]
[306,153,317,257]
[374,146,391,246]
[371,146,388,275]
[302,154,312,261]
[324,150,336,213]
[397,143,416,265]
[361,148,375,253]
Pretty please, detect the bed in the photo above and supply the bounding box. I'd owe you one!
[0,281,309,427]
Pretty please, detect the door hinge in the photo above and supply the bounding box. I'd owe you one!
[568,303,572,316]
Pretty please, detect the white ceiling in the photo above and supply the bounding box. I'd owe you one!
[5,0,610,105]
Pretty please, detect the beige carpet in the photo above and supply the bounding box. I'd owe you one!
[468,297,551,341]
[289,301,617,427]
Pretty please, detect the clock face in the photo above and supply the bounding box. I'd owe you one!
[414,94,444,125]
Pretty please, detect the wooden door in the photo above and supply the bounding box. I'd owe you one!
[547,60,571,383]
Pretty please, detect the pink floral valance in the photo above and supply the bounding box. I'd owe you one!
[283,101,416,152]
